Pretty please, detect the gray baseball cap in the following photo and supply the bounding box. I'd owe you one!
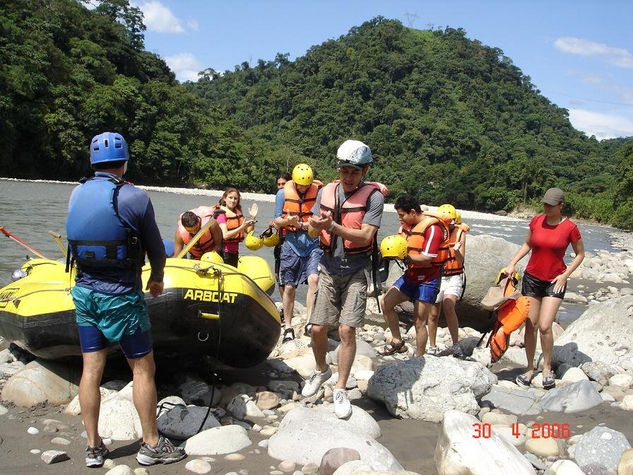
[542,187,564,205]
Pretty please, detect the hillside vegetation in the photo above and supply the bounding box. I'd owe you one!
[2,2,633,227]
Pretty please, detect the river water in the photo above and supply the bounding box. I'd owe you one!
[0,178,628,310]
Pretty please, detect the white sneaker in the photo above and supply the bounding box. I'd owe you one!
[427,346,440,356]
[333,388,352,419]
[301,367,332,397]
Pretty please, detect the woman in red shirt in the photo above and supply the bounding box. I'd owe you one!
[505,188,585,390]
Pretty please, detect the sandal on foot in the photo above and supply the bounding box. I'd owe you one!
[378,340,407,356]
[542,370,556,390]
[282,328,295,343]
[516,370,535,387]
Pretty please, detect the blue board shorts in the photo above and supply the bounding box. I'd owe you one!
[279,245,323,287]
[394,275,440,304]
[71,286,153,359]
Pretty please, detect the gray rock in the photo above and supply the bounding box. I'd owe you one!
[41,449,69,464]
[540,380,603,413]
[1,360,80,406]
[268,406,399,471]
[553,296,633,367]
[157,405,220,439]
[319,448,360,475]
[574,426,631,472]
[480,386,542,416]
[367,356,496,422]
[578,463,612,475]
[435,410,536,474]
[184,424,252,456]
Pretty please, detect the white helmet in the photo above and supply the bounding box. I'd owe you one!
[336,140,372,169]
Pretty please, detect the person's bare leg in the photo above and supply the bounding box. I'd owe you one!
[442,294,460,345]
[127,351,159,447]
[524,297,542,373]
[282,285,296,328]
[310,324,329,372]
[336,324,356,389]
[381,287,408,343]
[414,301,432,356]
[79,348,108,447]
[306,273,319,321]
[427,302,441,348]
[537,297,563,373]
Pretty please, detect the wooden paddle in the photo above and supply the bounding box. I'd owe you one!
[176,218,216,259]
[0,226,48,259]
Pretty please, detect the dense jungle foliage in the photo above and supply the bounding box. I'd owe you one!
[2,1,633,227]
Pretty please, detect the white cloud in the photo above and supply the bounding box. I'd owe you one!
[136,1,184,33]
[164,53,201,82]
[569,109,633,140]
[555,37,633,69]
[187,19,199,31]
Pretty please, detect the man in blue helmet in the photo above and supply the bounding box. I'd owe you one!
[66,132,186,468]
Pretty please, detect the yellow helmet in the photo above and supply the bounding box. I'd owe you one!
[437,204,457,221]
[380,234,408,260]
[292,163,314,186]
[262,230,280,247]
[455,211,462,225]
[200,251,224,264]
[244,231,264,251]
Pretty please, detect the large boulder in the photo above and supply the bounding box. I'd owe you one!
[573,426,631,473]
[268,406,401,471]
[1,360,80,406]
[435,410,536,475]
[553,296,633,367]
[366,356,496,422]
[539,380,603,413]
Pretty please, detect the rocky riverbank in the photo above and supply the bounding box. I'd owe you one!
[2,237,633,474]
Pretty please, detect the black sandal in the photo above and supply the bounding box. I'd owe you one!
[378,340,407,356]
[282,327,295,343]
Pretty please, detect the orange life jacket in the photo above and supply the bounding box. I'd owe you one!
[213,205,245,243]
[442,223,470,276]
[401,212,451,269]
[485,275,531,363]
[177,206,217,259]
[281,181,321,232]
[319,182,387,255]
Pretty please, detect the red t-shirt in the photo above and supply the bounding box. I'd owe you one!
[525,214,581,281]
[403,222,444,283]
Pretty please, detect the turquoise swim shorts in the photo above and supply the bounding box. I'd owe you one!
[71,286,151,343]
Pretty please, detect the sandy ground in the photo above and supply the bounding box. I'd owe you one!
[2,349,633,475]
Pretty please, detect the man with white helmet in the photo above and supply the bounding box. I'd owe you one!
[273,163,323,343]
[66,132,185,467]
[303,140,385,419]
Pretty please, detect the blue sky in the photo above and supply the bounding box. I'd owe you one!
[127,0,633,140]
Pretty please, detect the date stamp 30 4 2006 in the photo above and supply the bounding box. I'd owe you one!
[472,422,571,439]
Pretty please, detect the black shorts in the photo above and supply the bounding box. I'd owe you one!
[521,270,565,299]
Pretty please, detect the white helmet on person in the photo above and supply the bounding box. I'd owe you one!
[336,140,373,169]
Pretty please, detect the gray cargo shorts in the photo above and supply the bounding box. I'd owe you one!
[309,267,368,328]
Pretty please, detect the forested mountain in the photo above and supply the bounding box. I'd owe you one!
[0,0,278,190]
[2,2,633,227]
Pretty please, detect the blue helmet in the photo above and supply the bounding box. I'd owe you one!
[89,132,129,165]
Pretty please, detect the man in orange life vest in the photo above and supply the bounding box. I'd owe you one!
[379,195,448,357]
[302,139,384,419]
[273,164,323,343]
[173,206,223,259]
